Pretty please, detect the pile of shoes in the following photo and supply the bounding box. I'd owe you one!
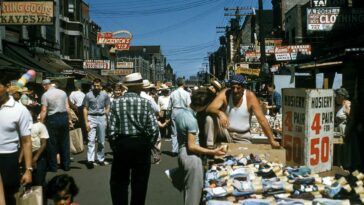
[204,154,364,205]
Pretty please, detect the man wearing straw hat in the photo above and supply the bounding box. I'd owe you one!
[108,73,159,205]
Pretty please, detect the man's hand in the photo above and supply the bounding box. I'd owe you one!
[219,112,229,128]
[86,122,91,132]
[270,140,281,149]
[213,146,226,156]
[20,170,32,185]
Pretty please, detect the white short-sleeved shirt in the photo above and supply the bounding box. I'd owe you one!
[69,90,85,107]
[0,97,32,153]
[158,95,170,111]
[41,87,68,115]
[31,122,50,152]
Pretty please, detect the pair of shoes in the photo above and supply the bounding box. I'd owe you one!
[86,161,97,169]
[98,161,109,166]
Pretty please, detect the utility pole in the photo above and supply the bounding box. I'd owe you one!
[258,0,267,73]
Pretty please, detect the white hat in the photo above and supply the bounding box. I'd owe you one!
[143,79,151,88]
[124,73,143,87]
[159,84,169,90]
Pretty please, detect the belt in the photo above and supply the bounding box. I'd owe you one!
[88,113,104,116]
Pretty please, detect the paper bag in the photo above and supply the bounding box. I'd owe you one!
[15,186,43,205]
[69,128,84,154]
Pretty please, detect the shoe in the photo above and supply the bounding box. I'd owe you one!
[165,169,172,181]
[86,161,96,169]
[98,161,109,166]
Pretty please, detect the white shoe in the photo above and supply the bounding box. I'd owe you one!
[164,169,172,181]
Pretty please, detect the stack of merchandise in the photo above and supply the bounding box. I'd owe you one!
[203,154,364,205]
[251,114,282,135]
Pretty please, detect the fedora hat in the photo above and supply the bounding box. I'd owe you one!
[124,73,143,87]
[143,79,151,89]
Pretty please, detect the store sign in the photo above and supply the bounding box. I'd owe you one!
[310,0,347,7]
[235,67,260,76]
[0,1,53,25]
[283,89,334,173]
[275,45,311,61]
[83,60,110,69]
[256,39,283,54]
[97,30,132,50]
[116,62,133,69]
[101,69,133,76]
[61,69,86,75]
[244,51,260,62]
[307,7,364,31]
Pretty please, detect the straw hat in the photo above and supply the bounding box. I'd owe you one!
[143,79,152,89]
[7,86,29,94]
[124,73,143,87]
[159,84,169,90]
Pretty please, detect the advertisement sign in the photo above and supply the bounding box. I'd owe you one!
[83,60,110,69]
[244,51,260,62]
[101,69,133,76]
[275,45,311,61]
[97,30,132,50]
[310,0,347,7]
[256,39,283,54]
[307,7,364,31]
[283,89,334,173]
[235,67,260,76]
[116,62,134,69]
[0,1,53,25]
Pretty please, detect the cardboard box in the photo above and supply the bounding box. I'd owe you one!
[224,143,286,164]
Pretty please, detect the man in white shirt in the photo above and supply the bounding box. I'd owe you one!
[69,83,86,142]
[141,80,160,113]
[168,78,191,155]
[0,78,33,205]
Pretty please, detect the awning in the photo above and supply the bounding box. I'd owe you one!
[82,70,108,83]
[0,53,31,72]
[3,41,71,76]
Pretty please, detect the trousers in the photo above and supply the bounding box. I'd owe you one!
[45,112,70,171]
[110,136,151,205]
[87,115,106,162]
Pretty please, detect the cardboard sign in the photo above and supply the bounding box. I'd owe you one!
[225,143,286,164]
[282,89,334,173]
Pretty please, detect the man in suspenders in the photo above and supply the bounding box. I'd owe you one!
[205,75,280,148]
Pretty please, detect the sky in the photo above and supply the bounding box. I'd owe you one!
[85,0,272,79]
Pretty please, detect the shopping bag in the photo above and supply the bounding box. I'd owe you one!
[15,186,43,205]
[69,128,84,154]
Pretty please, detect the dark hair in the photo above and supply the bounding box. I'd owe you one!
[46,174,79,201]
[267,83,275,89]
[191,88,215,107]
[93,78,102,84]
[176,78,185,86]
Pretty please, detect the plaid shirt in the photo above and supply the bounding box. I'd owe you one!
[108,92,159,142]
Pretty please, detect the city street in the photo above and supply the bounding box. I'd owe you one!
[47,139,184,205]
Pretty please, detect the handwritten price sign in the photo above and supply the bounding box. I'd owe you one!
[283,89,334,173]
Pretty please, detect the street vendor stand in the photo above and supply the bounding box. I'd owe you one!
[202,89,363,204]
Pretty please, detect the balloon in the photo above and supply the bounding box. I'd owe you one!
[18,77,27,86]
[22,73,32,81]
[27,69,36,78]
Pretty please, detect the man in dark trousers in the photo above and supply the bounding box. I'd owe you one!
[108,73,159,205]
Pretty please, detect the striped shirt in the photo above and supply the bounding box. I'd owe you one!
[108,92,159,142]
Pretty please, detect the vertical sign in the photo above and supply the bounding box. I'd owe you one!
[283,89,334,173]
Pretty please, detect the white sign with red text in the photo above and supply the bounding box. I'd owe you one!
[283,89,334,173]
[83,60,110,69]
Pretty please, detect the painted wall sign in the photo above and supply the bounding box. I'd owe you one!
[0,1,53,25]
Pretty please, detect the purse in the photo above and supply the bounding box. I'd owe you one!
[15,186,43,205]
[69,128,84,154]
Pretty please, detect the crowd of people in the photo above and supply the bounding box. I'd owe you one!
[1,71,356,205]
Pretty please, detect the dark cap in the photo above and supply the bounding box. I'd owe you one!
[335,88,349,99]
[229,74,247,85]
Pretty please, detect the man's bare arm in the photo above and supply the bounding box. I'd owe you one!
[206,88,230,128]
[248,91,280,148]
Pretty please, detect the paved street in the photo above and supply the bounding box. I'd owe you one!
[47,139,184,205]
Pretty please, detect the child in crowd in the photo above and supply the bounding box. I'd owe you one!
[46,174,79,205]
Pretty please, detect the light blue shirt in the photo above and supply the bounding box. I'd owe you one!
[83,90,110,115]
[175,108,199,149]
[0,97,32,153]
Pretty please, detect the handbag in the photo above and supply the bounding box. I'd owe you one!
[69,128,84,154]
[15,186,43,205]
